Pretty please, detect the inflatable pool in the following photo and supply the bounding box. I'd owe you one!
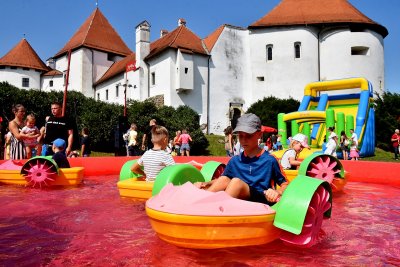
[146,170,332,249]
[117,160,225,199]
[0,157,83,187]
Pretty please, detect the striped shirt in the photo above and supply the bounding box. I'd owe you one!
[137,149,175,181]
[10,122,26,160]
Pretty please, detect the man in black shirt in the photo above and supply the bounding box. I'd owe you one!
[141,119,157,151]
[42,102,73,156]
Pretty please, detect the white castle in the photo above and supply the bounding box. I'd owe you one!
[0,0,387,134]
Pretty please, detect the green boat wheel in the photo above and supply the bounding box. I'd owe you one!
[152,164,205,196]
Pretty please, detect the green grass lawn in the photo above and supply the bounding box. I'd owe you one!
[362,147,399,162]
[87,135,398,162]
[204,135,226,156]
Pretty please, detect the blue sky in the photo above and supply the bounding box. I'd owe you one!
[1,0,399,93]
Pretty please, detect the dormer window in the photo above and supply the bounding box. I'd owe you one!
[266,44,273,61]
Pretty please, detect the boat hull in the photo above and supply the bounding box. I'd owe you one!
[146,207,281,249]
[0,167,84,186]
[117,178,153,200]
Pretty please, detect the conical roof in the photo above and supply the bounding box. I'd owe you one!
[0,38,48,71]
[54,8,132,58]
[249,0,388,37]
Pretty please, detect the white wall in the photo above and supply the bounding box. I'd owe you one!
[53,48,121,98]
[249,26,319,101]
[320,28,384,95]
[176,49,194,91]
[0,67,41,89]
[95,70,140,105]
[41,75,64,92]
[147,51,174,101]
[208,26,249,134]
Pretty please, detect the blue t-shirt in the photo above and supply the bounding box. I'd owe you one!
[223,150,286,194]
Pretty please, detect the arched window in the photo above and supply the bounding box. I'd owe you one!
[266,44,273,61]
[294,42,301,59]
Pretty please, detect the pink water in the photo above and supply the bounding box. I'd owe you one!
[1,176,399,266]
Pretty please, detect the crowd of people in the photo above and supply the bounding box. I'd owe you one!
[123,119,193,157]
[1,106,399,206]
[1,103,91,167]
[323,127,359,161]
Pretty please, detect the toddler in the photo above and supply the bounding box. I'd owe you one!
[349,139,360,161]
[280,133,310,170]
[52,138,71,168]
[21,114,40,158]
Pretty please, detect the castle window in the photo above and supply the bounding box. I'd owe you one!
[266,44,273,61]
[97,93,100,100]
[257,76,265,81]
[351,46,369,56]
[49,80,53,87]
[151,72,156,86]
[185,67,189,74]
[106,89,109,100]
[294,42,301,59]
[63,71,67,86]
[22,78,29,88]
[116,85,119,97]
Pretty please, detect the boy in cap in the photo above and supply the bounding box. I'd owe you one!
[52,138,70,168]
[280,133,310,170]
[196,113,287,205]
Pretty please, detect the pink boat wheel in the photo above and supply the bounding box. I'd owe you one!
[280,185,331,247]
[306,155,341,184]
[22,159,57,188]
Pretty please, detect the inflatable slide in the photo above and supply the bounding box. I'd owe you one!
[277,78,375,157]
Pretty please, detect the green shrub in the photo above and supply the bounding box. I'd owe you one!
[0,82,208,155]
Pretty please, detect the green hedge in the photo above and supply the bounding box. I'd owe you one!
[0,82,209,155]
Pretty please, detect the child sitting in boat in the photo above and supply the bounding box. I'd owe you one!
[195,113,288,205]
[131,126,175,182]
[52,138,70,168]
[280,133,310,170]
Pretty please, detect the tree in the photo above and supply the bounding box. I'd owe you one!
[374,92,400,150]
[247,96,300,127]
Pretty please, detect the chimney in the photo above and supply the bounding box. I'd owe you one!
[46,58,55,69]
[178,18,186,27]
[160,29,169,38]
[135,20,151,66]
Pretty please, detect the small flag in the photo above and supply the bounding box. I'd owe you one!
[126,60,137,72]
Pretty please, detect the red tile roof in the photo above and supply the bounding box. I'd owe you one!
[0,39,49,71]
[54,8,132,58]
[249,0,388,37]
[43,69,63,76]
[203,25,225,52]
[94,53,136,86]
[147,25,208,60]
